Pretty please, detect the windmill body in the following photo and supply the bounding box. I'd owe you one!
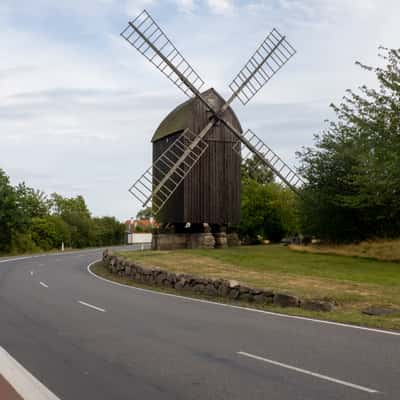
[153,88,242,229]
[121,10,304,250]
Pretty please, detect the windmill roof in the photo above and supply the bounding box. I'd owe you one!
[152,88,224,142]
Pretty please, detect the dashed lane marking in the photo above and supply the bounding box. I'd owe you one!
[77,300,106,313]
[237,351,380,394]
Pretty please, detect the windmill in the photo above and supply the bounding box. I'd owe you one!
[121,10,303,250]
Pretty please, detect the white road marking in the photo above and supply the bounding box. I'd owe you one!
[39,282,49,288]
[30,271,34,276]
[78,300,106,313]
[0,346,61,400]
[87,261,400,337]
[0,247,111,265]
[237,351,379,394]
[0,256,31,264]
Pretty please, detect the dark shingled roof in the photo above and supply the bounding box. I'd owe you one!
[152,88,225,142]
[152,97,193,142]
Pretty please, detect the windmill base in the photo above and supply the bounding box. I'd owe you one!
[151,227,240,251]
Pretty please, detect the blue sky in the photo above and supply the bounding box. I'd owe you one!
[1,0,399,220]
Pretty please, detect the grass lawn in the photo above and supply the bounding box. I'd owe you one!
[110,244,400,331]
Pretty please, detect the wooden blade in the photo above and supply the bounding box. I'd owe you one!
[121,10,205,98]
[128,129,209,215]
[236,129,304,192]
[229,28,296,105]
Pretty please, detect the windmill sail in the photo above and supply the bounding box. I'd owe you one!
[233,129,304,191]
[121,10,205,98]
[129,129,208,215]
[229,28,296,105]
[122,12,302,215]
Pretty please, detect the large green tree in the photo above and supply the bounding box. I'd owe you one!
[51,194,93,248]
[241,156,274,185]
[238,156,299,243]
[30,216,71,250]
[15,183,51,219]
[298,47,400,241]
[91,217,125,246]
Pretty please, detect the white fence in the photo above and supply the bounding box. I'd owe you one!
[126,233,152,245]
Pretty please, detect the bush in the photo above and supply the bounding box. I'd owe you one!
[10,233,41,254]
[238,178,299,243]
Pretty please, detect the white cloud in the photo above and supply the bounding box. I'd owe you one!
[125,0,158,16]
[206,0,235,15]
[175,0,196,13]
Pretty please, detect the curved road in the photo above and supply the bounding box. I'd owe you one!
[0,248,399,399]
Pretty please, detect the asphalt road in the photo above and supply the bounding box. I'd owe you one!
[0,248,399,400]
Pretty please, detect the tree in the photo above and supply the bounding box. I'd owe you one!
[298,47,400,241]
[30,216,71,250]
[238,160,299,243]
[15,183,50,219]
[50,194,92,248]
[136,207,152,220]
[0,169,20,252]
[91,217,125,246]
[241,155,274,185]
[0,168,128,253]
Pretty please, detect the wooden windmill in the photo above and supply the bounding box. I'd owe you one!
[121,10,303,249]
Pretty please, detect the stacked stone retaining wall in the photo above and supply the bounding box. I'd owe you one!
[101,250,335,312]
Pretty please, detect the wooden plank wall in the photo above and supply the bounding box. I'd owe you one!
[153,132,184,223]
[153,89,242,225]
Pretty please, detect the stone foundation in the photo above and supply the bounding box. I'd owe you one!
[152,233,187,251]
[214,232,228,249]
[187,233,215,249]
[152,222,241,250]
[152,232,234,250]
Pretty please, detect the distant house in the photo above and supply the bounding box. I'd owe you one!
[124,218,156,245]
[125,218,156,233]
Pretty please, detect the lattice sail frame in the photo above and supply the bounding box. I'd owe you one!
[128,129,208,215]
[121,10,205,98]
[233,130,304,189]
[229,28,296,105]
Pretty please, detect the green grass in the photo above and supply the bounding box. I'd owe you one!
[111,245,400,331]
[119,245,400,286]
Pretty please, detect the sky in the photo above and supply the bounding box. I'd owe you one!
[1,0,399,221]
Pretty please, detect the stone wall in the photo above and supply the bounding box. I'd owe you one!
[102,250,335,312]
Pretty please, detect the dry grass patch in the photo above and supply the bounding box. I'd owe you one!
[290,239,400,262]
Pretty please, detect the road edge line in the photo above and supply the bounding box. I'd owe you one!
[87,260,400,337]
[0,347,61,400]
